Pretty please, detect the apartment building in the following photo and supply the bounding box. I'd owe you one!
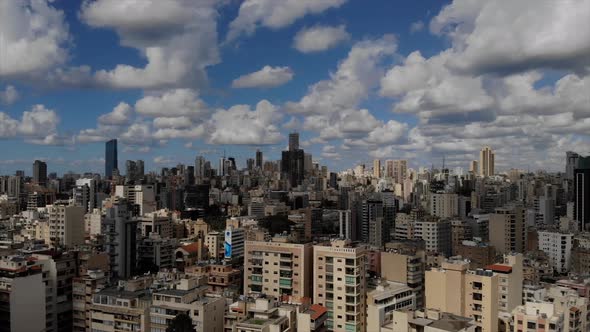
[150,277,225,332]
[72,269,108,331]
[431,193,459,219]
[314,240,367,332]
[425,259,499,332]
[46,204,85,248]
[538,231,574,274]
[381,248,425,307]
[244,239,312,299]
[366,281,416,331]
[489,205,526,254]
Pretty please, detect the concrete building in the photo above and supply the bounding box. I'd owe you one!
[234,297,296,332]
[455,240,495,269]
[313,240,367,332]
[89,277,152,332]
[114,184,157,216]
[381,248,426,307]
[373,159,381,178]
[415,217,452,256]
[479,146,494,177]
[103,197,138,279]
[137,234,177,270]
[489,205,526,254]
[0,255,46,332]
[224,225,245,262]
[512,302,563,332]
[150,277,225,332]
[72,269,108,331]
[384,309,476,332]
[244,240,312,299]
[425,259,499,332]
[485,254,524,315]
[431,193,459,219]
[393,160,408,184]
[207,264,241,295]
[366,281,416,332]
[206,231,225,260]
[538,231,574,274]
[46,203,85,248]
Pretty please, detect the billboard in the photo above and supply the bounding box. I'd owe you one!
[224,228,232,259]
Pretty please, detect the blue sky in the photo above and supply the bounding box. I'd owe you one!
[1,0,589,175]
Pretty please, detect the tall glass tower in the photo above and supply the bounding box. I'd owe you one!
[105,139,118,178]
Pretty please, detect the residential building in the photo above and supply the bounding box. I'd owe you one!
[538,231,574,274]
[431,193,459,219]
[72,269,108,332]
[46,203,85,248]
[313,240,367,332]
[381,248,426,307]
[489,205,526,254]
[366,281,416,332]
[479,146,494,177]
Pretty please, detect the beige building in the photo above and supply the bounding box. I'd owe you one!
[244,240,312,299]
[393,160,408,184]
[489,205,526,254]
[381,249,425,307]
[150,277,225,332]
[314,240,367,332]
[485,254,524,315]
[72,269,107,332]
[206,231,225,260]
[479,146,494,177]
[47,204,85,248]
[234,297,296,332]
[425,259,499,332]
[512,302,563,332]
[385,309,476,332]
[430,193,459,219]
[373,159,381,178]
[366,281,416,331]
[469,160,478,174]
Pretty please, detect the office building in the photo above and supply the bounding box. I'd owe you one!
[33,159,47,186]
[489,205,526,254]
[105,139,118,178]
[289,132,299,151]
[244,240,312,299]
[313,240,367,332]
[479,146,494,177]
[425,259,499,332]
[281,147,305,188]
[575,156,590,230]
[393,160,408,184]
[255,149,263,168]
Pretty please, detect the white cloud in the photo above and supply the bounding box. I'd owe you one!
[409,20,424,33]
[153,125,206,140]
[80,0,220,89]
[0,86,19,105]
[153,116,193,129]
[0,113,19,137]
[208,100,282,144]
[135,89,208,118]
[226,0,346,42]
[287,35,397,115]
[293,25,350,53]
[98,102,133,125]
[231,66,294,88]
[430,0,590,74]
[153,156,174,164]
[0,0,70,78]
[18,105,60,137]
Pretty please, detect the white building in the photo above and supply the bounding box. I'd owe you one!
[430,193,459,219]
[114,184,156,216]
[538,231,574,274]
[47,204,85,248]
[367,281,416,332]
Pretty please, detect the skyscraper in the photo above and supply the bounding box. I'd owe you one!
[32,160,47,187]
[105,139,118,178]
[393,159,407,183]
[469,160,478,173]
[479,146,495,177]
[255,149,263,168]
[373,159,381,178]
[566,151,580,181]
[289,132,299,151]
[575,156,590,231]
[195,155,206,179]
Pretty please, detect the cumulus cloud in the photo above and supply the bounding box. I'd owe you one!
[0,86,19,105]
[231,66,294,88]
[226,0,346,42]
[208,100,282,144]
[430,0,590,74]
[135,89,208,118]
[287,35,397,115]
[293,25,350,53]
[98,102,133,125]
[0,104,68,145]
[0,0,70,78]
[80,0,220,89]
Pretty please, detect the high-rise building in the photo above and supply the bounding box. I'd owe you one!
[567,151,581,180]
[103,197,137,279]
[255,149,263,168]
[281,148,305,188]
[430,192,459,219]
[479,146,495,177]
[426,259,499,332]
[538,231,574,274]
[195,155,206,179]
[289,132,299,151]
[45,204,85,248]
[243,240,312,299]
[33,159,47,186]
[361,199,390,247]
[313,240,367,332]
[105,139,118,178]
[469,160,478,173]
[373,159,381,178]
[73,178,97,213]
[575,156,590,231]
[385,160,394,178]
[489,205,526,254]
[393,160,407,183]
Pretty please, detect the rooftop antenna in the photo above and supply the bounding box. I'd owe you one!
[442,155,446,171]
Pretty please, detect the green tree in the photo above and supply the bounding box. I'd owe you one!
[166,313,195,332]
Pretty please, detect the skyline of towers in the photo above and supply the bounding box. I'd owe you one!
[105,139,118,178]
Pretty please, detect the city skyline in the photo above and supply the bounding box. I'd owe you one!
[1,0,589,174]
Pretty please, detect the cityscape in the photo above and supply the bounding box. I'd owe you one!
[1,1,590,332]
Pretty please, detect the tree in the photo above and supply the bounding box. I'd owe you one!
[166,313,195,332]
